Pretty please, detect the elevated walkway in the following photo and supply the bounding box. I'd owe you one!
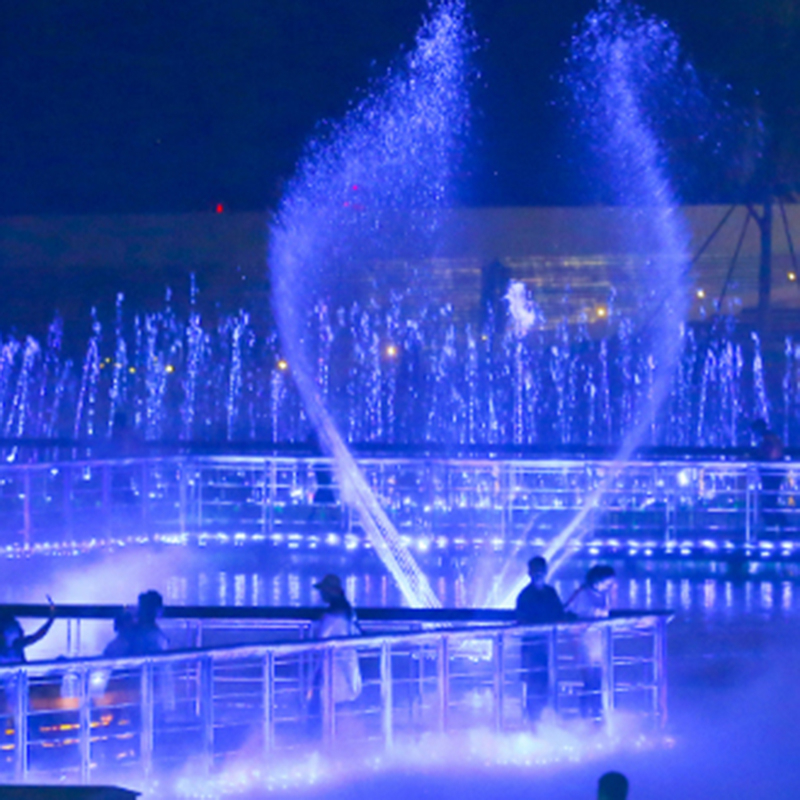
[0,611,668,789]
[0,452,797,561]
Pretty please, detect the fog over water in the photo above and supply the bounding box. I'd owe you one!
[2,547,798,798]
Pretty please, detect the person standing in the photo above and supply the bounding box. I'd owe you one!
[307,574,363,734]
[566,565,617,720]
[130,590,168,655]
[752,418,786,531]
[515,556,564,720]
[0,597,56,664]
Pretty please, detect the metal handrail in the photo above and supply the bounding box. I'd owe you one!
[0,612,669,673]
[0,613,669,787]
[0,603,518,624]
[1,452,796,553]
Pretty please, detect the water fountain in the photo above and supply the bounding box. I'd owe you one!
[269,0,475,608]
[1,3,798,797]
[0,285,790,449]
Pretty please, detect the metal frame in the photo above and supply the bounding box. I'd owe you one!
[0,454,798,554]
[0,614,668,785]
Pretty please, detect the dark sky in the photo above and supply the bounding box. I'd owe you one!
[0,0,797,215]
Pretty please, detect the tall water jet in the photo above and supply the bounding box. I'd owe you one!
[501,0,693,602]
[269,0,473,607]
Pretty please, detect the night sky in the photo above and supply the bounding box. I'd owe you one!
[1,0,798,215]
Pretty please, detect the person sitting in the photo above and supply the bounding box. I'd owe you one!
[515,556,565,720]
[0,597,56,664]
[598,770,629,800]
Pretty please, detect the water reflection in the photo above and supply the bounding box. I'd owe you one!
[153,564,799,623]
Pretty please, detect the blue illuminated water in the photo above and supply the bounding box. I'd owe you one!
[267,0,474,608]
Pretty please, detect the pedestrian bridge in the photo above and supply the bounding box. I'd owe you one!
[0,452,796,561]
[0,610,668,791]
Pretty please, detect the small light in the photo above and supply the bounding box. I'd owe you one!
[788,272,797,282]
[385,344,398,358]
[216,203,224,213]
[595,306,607,318]
[128,367,136,374]
[165,364,175,374]
[696,288,706,299]
[277,359,288,371]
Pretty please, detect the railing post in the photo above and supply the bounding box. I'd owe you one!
[654,616,668,728]
[746,464,757,545]
[547,625,559,712]
[141,461,150,534]
[197,465,204,533]
[665,479,676,546]
[21,468,31,549]
[102,462,111,537]
[437,635,449,732]
[200,656,214,773]
[322,648,335,747]
[380,641,393,750]
[79,667,91,783]
[601,624,614,718]
[493,632,504,732]
[263,651,274,753]
[63,464,74,541]
[140,661,154,778]
[13,669,28,781]
[178,460,188,536]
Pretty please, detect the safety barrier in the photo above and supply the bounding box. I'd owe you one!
[0,454,795,553]
[0,613,668,785]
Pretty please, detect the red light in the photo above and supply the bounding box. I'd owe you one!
[216,203,224,214]
[351,184,359,191]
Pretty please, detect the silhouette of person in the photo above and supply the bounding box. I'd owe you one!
[565,565,617,720]
[0,597,56,664]
[598,770,629,800]
[752,418,785,531]
[306,432,338,523]
[130,590,168,655]
[516,556,565,720]
[103,609,137,658]
[307,574,362,733]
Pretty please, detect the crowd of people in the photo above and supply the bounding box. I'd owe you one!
[0,570,631,794]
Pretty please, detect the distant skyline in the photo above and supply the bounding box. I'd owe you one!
[1,0,797,215]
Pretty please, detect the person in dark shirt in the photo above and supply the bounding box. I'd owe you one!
[103,609,137,658]
[516,556,565,624]
[598,771,629,800]
[130,590,168,655]
[515,556,564,721]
